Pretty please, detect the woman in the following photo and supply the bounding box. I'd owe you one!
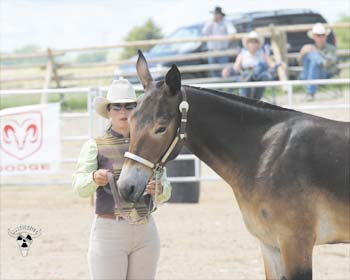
[72,78,172,280]
[222,31,280,100]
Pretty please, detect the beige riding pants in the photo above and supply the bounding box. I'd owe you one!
[87,215,160,280]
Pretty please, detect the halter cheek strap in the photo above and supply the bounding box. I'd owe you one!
[124,88,189,174]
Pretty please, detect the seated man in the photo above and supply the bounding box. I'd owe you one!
[299,23,338,101]
[222,31,281,100]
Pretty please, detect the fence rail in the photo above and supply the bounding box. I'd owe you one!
[1,22,349,90]
[1,22,349,60]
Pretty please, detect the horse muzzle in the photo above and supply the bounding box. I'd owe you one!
[118,165,150,203]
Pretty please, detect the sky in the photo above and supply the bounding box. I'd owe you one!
[1,0,349,52]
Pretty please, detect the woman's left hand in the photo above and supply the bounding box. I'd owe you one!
[146,180,163,196]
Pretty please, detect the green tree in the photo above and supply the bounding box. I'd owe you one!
[334,15,350,49]
[14,44,42,54]
[1,45,44,66]
[120,19,163,59]
[76,51,108,63]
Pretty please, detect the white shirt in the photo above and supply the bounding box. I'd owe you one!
[202,19,236,50]
[241,48,265,69]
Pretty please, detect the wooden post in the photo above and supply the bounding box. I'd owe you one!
[278,31,288,64]
[41,48,61,104]
[269,25,288,93]
[41,51,52,103]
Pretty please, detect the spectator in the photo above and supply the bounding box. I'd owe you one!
[202,6,236,77]
[299,23,338,101]
[222,31,280,100]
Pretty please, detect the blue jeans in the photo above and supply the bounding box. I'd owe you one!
[302,51,332,96]
[240,62,273,100]
[208,55,230,77]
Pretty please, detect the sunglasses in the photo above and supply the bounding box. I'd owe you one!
[109,103,136,111]
[247,39,259,44]
[315,34,326,37]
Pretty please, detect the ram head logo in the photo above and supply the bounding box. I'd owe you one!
[0,112,43,160]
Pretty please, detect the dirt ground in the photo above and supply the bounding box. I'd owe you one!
[1,90,349,279]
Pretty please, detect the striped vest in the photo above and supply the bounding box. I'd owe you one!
[95,129,153,222]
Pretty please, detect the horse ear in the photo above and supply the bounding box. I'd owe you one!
[165,64,181,96]
[136,50,153,89]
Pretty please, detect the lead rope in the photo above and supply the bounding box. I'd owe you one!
[106,172,131,221]
[107,171,159,223]
[151,167,163,212]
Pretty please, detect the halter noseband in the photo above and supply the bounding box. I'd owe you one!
[124,88,189,174]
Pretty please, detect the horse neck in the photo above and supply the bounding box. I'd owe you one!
[182,86,292,190]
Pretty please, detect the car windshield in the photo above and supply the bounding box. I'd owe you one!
[149,26,202,54]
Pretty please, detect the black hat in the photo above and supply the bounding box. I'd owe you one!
[211,6,225,16]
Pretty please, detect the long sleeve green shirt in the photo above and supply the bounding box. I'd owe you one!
[72,139,172,204]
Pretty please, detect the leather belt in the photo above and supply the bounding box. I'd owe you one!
[97,213,124,220]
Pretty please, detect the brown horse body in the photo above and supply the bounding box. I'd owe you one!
[118,51,350,280]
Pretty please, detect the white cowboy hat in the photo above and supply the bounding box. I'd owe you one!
[307,23,331,39]
[242,31,265,48]
[94,78,137,119]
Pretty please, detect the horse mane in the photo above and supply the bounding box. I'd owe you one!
[184,85,296,113]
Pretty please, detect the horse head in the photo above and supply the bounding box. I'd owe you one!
[118,50,184,202]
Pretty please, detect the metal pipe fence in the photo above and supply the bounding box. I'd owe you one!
[1,78,349,186]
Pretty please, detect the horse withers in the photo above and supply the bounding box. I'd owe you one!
[118,50,350,280]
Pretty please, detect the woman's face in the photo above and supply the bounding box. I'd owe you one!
[246,39,260,53]
[107,102,137,130]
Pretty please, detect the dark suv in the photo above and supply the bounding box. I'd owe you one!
[231,9,336,53]
[115,9,336,81]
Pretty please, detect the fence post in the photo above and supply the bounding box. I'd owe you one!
[88,87,99,139]
[97,88,106,136]
[88,87,98,207]
[41,48,61,104]
[278,31,288,64]
[287,84,293,107]
[269,25,288,94]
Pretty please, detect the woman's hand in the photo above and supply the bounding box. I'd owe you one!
[222,67,231,78]
[93,169,109,186]
[146,180,163,197]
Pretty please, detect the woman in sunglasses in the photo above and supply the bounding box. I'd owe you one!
[72,78,172,280]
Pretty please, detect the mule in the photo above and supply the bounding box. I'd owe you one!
[118,51,350,280]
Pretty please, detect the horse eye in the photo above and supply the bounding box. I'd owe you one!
[155,127,167,134]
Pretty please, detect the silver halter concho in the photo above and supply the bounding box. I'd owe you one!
[106,89,189,223]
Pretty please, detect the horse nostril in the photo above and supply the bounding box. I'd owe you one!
[119,184,136,202]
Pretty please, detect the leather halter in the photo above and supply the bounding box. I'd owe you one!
[124,88,189,174]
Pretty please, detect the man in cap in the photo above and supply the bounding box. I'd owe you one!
[299,23,338,100]
[202,6,236,77]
